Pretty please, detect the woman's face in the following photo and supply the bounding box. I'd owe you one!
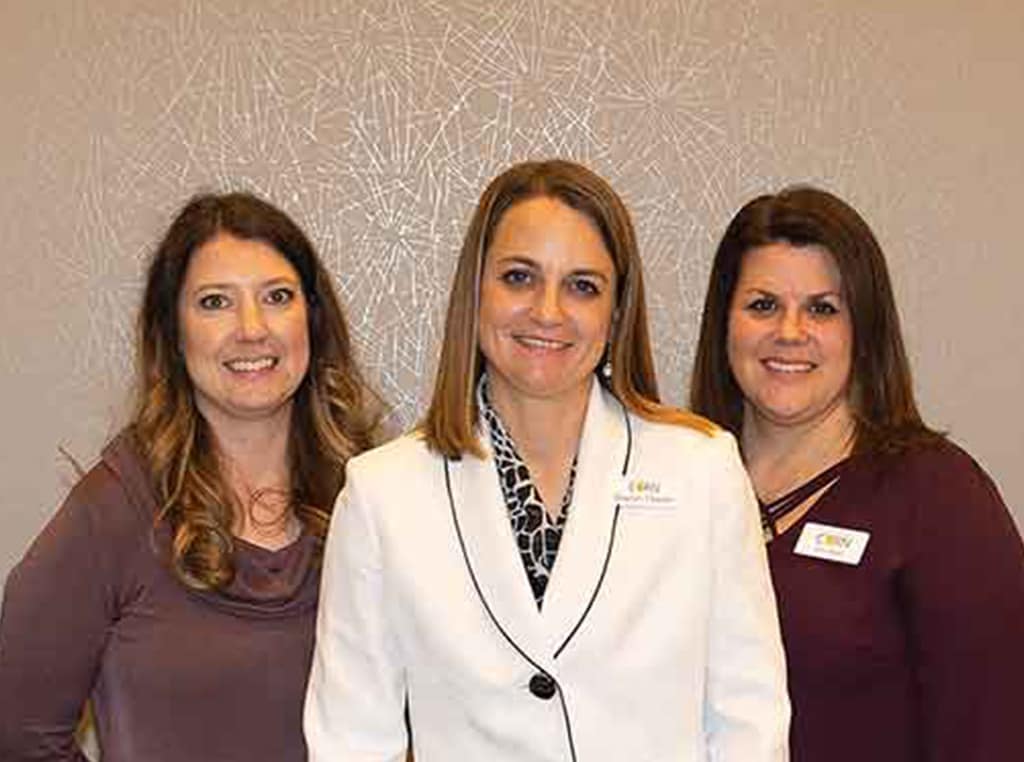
[478,195,617,411]
[726,242,854,432]
[177,232,310,435]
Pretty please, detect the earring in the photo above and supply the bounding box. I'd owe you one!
[601,360,612,379]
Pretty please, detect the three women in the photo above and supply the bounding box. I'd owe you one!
[0,193,378,760]
[3,168,1020,762]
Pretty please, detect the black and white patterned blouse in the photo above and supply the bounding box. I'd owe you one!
[479,378,577,609]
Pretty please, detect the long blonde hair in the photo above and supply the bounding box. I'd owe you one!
[421,159,714,458]
[134,192,378,590]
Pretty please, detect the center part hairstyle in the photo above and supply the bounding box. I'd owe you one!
[134,191,378,590]
[689,185,940,454]
[422,158,714,458]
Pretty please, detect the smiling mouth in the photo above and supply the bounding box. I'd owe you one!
[224,356,278,373]
[762,359,815,373]
[513,335,572,351]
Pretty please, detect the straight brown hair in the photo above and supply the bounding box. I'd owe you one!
[690,185,941,454]
[422,159,714,458]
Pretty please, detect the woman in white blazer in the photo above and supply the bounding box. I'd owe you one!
[305,160,790,761]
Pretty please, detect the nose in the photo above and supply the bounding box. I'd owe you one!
[237,296,270,341]
[530,282,564,325]
[777,306,806,343]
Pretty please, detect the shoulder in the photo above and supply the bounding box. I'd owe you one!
[629,416,749,500]
[55,432,154,541]
[348,430,435,469]
[862,445,1024,610]
[856,439,997,499]
[7,432,153,593]
[344,431,440,489]
[851,440,1017,554]
[880,438,975,469]
[632,413,740,462]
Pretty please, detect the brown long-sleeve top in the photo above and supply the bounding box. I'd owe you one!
[0,432,320,762]
[767,441,1024,762]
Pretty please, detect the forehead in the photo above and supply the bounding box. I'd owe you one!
[736,242,842,291]
[184,233,299,286]
[487,196,615,272]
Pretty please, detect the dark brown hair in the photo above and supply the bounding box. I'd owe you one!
[690,185,941,454]
[134,191,378,590]
[422,159,713,457]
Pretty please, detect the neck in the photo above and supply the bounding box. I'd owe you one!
[488,378,591,469]
[201,404,300,547]
[741,402,855,503]
[204,406,293,488]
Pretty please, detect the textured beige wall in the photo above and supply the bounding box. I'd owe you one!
[2,0,1022,583]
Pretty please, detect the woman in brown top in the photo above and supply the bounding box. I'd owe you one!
[690,186,1024,761]
[0,192,378,761]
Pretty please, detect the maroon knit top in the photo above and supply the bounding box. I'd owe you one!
[767,441,1024,762]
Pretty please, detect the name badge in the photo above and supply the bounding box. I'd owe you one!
[614,476,677,510]
[793,522,870,565]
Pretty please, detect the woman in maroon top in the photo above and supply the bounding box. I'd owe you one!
[0,193,378,761]
[690,186,1024,761]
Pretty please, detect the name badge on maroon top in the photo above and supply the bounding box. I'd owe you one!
[794,521,870,565]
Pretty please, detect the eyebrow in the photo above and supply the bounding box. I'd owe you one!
[492,254,613,283]
[189,276,300,294]
[740,287,842,299]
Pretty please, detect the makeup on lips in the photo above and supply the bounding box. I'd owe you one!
[511,334,573,352]
[477,196,616,406]
[223,355,279,375]
[178,233,311,428]
[761,358,817,374]
[726,242,853,429]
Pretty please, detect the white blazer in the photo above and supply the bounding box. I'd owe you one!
[305,381,789,761]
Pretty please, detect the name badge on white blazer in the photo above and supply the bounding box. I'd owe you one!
[613,476,677,510]
[793,522,870,565]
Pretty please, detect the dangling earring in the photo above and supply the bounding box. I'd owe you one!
[603,312,618,381]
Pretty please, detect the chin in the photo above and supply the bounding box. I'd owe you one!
[529,378,593,402]
[226,396,295,421]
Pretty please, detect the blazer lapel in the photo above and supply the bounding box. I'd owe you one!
[541,381,628,655]
[449,436,551,665]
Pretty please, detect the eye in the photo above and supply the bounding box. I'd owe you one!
[744,296,776,314]
[808,299,840,317]
[499,268,533,287]
[568,276,601,297]
[198,293,230,310]
[265,286,296,306]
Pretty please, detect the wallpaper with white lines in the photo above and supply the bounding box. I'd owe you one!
[2,0,1022,580]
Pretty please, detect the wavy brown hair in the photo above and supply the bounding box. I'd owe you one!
[422,159,714,458]
[134,192,378,590]
[690,185,942,454]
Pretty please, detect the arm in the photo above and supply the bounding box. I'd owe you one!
[900,448,1024,762]
[0,470,122,761]
[704,433,790,762]
[304,460,407,762]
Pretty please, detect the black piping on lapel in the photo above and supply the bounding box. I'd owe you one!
[444,455,548,674]
[444,455,580,761]
[553,404,632,659]
[441,397,634,762]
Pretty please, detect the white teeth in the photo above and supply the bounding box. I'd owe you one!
[516,336,568,349]
[764,359,814,373]
[225,357,276,372]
